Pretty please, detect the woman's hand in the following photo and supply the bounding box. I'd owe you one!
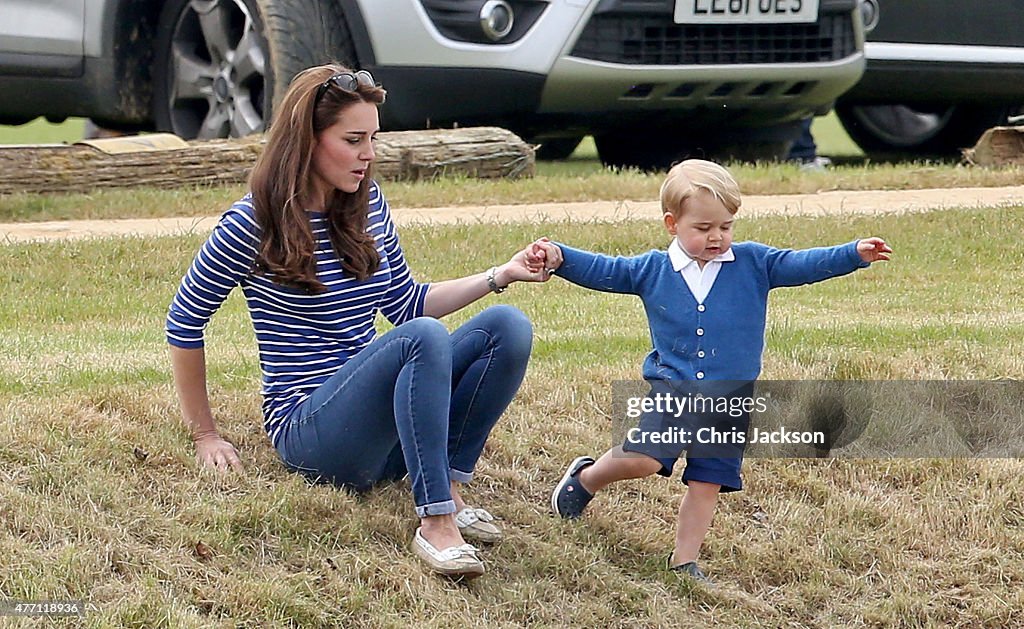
[501,237,563,284]
[423,237,563,316]
[194,430,243,472]
[857,237,892,263]
[527,237,563,274]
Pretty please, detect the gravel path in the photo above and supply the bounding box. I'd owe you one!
[3,186,1023,244]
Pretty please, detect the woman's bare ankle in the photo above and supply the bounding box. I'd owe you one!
[419,514,465,550]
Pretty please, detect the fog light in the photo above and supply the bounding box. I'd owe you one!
[480,0,514,41]
[859,0,880,33]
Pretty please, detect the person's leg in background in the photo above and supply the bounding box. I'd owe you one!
[787,116,831,170]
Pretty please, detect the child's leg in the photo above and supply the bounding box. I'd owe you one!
[671,480,720,565]
[578,445,663,493]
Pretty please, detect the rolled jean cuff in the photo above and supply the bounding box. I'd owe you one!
[416,499,457,518]
[449,468,474,483]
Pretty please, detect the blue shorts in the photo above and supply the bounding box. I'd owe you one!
[620,380,753,493]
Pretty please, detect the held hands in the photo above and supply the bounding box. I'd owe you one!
[525,237,563,278]
[857,237,892,263]
[501,237,564,284]
[193,429,243,472]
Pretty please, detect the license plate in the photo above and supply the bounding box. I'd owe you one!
[674,0,819,24]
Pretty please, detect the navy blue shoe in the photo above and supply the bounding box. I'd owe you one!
[551,456,595,519]
[667,554,712,585]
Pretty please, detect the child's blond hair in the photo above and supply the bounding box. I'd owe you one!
[659,159,742,218]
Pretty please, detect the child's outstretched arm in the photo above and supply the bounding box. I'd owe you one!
[533,239,645,295]
[764,237,891,288]
[857,237,892,263]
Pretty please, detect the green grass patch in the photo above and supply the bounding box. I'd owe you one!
[1,208,1023,626]
[0,117,86,145]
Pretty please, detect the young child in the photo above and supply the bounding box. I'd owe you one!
[536,159,891,582]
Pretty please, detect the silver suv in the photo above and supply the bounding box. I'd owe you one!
[0,0,865,168]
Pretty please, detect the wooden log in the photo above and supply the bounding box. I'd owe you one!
[963,126,1024,167]
[0,126,534,195]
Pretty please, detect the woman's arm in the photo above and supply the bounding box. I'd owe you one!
[170,345,242,471]
[166,205,258,471]
[422,241,557,318]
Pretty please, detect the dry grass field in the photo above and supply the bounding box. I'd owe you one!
[2,205,1023,627]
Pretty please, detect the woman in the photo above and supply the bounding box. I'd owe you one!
[166,63,559,579]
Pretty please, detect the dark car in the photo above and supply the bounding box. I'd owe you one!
[836,0,1024,156]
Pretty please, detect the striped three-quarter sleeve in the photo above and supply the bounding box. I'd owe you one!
[166,204,260,348]
[374,191,429,325]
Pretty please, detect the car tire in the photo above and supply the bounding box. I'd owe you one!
[836,104,1010,157]
[153,0,358,139]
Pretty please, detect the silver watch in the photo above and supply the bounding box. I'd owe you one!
[487,266,506,294]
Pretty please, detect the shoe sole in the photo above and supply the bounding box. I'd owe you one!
[550,455,594,517]
[411,544,486,579]
[459,529,502,545]
[438,564,485,580]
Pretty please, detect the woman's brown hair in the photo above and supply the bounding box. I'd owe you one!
[248,63,386,292]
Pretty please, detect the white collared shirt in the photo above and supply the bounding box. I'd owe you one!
[667,239,735,303]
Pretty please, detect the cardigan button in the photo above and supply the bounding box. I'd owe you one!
[696,371,705,379]
[697,304,706,312]
[696,328,704,336]
[698,350,705,358]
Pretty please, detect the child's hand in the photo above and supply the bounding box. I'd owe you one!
[525,238,546,273]
[509,237,563,283]
[857,237,892,263]
[531,238,563,277]
[526,237,563,277]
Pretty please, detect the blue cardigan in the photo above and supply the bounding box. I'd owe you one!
[555,240,868,382]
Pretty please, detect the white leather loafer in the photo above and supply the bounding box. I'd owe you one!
[455,507,503,544]
[411,527,485,579]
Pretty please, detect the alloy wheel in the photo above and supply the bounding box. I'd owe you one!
[164,0,267,139]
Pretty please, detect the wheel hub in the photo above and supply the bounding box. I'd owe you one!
[214,75,232,103]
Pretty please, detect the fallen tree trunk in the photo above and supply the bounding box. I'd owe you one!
[963,125,1024,167]
[0,127,534,195]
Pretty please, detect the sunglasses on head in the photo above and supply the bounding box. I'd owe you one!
[313,70,382,106]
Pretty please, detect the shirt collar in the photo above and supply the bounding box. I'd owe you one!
[668,239,735,271]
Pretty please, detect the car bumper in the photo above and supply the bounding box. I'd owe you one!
[539,54,865,124]
[360,0,865,131]
[842,60,1024,106]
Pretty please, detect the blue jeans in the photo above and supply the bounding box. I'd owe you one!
[787,117,818,162]
[274,305,533,518]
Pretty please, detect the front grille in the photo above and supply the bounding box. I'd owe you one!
[571,12,856,65]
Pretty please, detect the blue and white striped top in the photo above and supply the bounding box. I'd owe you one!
[166,182,430,445]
